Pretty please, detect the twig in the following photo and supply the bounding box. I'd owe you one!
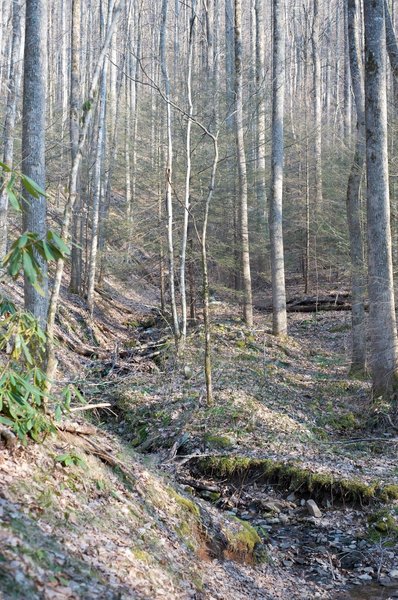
[70,402,111,412]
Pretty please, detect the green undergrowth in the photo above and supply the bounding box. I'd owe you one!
[195,455,398,506]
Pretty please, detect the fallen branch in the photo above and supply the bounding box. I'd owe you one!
[69,402,111,412]
[56,422,97,435]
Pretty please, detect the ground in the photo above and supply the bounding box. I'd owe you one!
[1,275,398,599]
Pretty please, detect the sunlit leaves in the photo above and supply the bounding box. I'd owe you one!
[2,231,70,296]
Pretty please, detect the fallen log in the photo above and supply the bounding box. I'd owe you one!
[256,293,359,313]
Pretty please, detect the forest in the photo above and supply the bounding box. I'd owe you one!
[1,0,398,598]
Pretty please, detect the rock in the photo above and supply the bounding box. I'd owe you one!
[389,570,398,579]
[183,365,193,379]
[266,517,280,525]
[306,499,322,518]
[262,501,281,514]
[358,574,372,581]
[339,550,363,569]
[279,514,289,524]
[287,492,296,502]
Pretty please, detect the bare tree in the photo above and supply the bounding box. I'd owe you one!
[0,0,23,260]
[346,0,366,375]
[234,0,253,326]
[22,0,48,326]
[269,0,287,336]
[364,0,398,401]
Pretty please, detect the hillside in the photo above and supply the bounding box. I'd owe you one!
[1,276,398,600]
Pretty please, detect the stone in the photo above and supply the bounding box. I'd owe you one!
[183,365,193,379]
[262,501,281,514]
[306,499,322,518]
[358,574,372,581]
[389,570,398,579]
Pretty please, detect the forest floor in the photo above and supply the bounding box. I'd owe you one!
[1,275,398,599]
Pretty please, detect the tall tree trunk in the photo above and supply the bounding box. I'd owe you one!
[364,0,398,401]
[255,0,268,275]
[180,2,196,341]
[312,0,323,220]
[346,0,366,376]
[22,0,48,327]
[86,2,109,316]
[69,0,83,294]
[160,0,180,342]
[234,0,253,326]
[0,0,23,260]
[269,0,287,336]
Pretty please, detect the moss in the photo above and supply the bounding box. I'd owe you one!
[322,411,362,432]
[224,519,262,562]
[195,455,395,506]
[379,485,398,502]
[204,434,235,449]
[131,548,151,563]
[168,488,200,517]
[175,521,197,552]
[368,509,398,543]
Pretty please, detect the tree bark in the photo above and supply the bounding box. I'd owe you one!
[346,0,366,376]
[364,0,398,400]
[22,0,48,327]
[160,0,180,342]
[69,0,83,295]
[234,0,253,327]
[269,0,287,336]
[0,0,23,260]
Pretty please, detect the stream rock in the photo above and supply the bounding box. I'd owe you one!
[307,499,322,518]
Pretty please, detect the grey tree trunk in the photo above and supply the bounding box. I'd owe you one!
[312,0,323,208]
[86,59,107,316]
[234,0,253,326]
[364,0,398,400]
[269,0,287,336]
[160,0,180,342]
[69,0,83,294]
[346,0,366,376]
[180,2,196,341]
[255,0,268,274]
[0,0,23,260]
[22,0,48,327]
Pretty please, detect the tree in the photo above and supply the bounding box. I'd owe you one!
[0,0,23,261]
[346,0,366,375]
[69,0,83,295]
[160,0,180,343]
[269,0,287,336]
[364,0,398,401]
[22,0,48,327]
[234,0,253,327]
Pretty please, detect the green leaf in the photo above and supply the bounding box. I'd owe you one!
[0,161,11,172]
[0,416,14,427]
[54,405,62,422]
[21,175,46,199]
[7,189,20,211]
[41,240,57,262]
[17,234,29,249]
[22,251,36,284]
[47,230,70,256]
